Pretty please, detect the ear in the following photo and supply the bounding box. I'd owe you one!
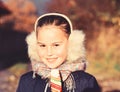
[67,30,86,62]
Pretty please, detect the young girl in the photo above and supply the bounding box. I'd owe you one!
[16,13,101,92]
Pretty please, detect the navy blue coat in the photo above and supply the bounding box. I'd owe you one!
[16,71,101,92]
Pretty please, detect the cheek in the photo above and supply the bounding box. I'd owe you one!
[37,50,42,58]
[56,46,68,58]
[37,48,45,58]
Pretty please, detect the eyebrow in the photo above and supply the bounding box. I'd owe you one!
[37,41,43,44]
[37,41,63,44]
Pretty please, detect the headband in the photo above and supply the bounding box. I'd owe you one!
[34,13,73,33]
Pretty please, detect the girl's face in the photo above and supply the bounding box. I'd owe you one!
[37,25,69,68]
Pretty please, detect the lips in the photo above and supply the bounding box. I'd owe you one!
[46,58,57,62]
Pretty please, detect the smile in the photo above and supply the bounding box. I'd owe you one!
[46,58,57,62]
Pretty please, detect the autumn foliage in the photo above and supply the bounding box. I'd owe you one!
[1,0,37,33]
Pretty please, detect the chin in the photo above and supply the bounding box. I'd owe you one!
[49,66,57,69]
[48,65,59,69]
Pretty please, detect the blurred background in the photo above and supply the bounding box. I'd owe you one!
[0,0,120,92]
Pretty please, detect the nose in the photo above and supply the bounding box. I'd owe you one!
[47,46,53,56]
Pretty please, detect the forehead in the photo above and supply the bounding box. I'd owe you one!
[37,25,69,38]
[37,25,68,44]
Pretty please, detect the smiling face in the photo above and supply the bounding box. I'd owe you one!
[37,25,69,68]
